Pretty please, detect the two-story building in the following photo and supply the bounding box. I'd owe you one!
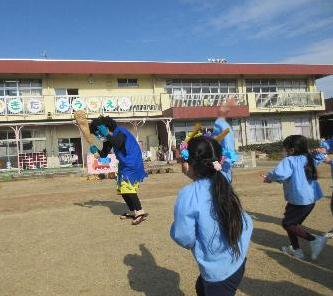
[0,59,332,169]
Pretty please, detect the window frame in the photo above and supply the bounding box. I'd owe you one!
[248,118,282,144]
[117,78,139,88]
[165,79,237,94]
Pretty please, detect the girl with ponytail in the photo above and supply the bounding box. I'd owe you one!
[263,135,327,260]
[170,136,252,296]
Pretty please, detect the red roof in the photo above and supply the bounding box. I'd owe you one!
[0,59,332,77]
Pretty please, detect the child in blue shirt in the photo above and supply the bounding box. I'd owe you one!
[263,135,327,260]
[171,136,252,296]
[212,106,239,182]
[313,139,333,238]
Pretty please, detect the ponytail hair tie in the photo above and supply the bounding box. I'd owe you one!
[212,161,222,172]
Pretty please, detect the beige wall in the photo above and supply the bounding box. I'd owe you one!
[0,74,325,123]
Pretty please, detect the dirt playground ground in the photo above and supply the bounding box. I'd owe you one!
[0,165,332,296]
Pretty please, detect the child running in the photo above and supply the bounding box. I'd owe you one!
[89,116,148,225]
[171,136,253,296]
[313,138,333,238]
[263,135,327,260]
[212,104,239,182]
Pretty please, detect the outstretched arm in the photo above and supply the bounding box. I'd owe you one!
[170,188,197,249]
[264,158,293,183]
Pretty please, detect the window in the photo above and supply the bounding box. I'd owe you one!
[175,131,187,147]
[0,130,18,168]
[20,129,46,153]
[231,119,241,143]
[173,120,216,146]
[248,118,282,143]
[0,79,42,96]
[246,80,277,93]
[117,78,139,88]
[246,79,307,93]
[294,118,312,137]
[166,79,237,94]
[58,138,82,166]
[55,89,79,96]
[277,80,307,92]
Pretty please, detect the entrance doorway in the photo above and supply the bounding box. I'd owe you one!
[58,138,82,166]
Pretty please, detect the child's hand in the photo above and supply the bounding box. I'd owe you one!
[262,174,272,183]
[90,145,99,154]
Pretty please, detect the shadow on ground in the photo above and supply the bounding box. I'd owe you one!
[74,200,127,215]
[251,227,333,291]
[239,277,324,296]
[124,244,185,296]
[248,211,327,235]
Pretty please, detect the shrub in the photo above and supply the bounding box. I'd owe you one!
[239,138,320,158]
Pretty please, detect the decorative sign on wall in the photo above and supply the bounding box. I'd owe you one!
[27,98,43,114]
[8,98,23,114]
[72,98,86,111]
[0,100,6,113]
[87,97,101,112]
[103,98,117,112]
[56,97,70,113]
[87,153,118,175]
[118,97,132,111]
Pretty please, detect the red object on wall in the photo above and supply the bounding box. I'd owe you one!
[19,152,47,169]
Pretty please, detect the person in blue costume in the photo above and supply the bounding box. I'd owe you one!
[171,136,253,296]
[263,135,327,260]
[212,105,238,182]
[89,116,148,225]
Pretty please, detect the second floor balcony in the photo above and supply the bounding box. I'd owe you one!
[248,91,325,113]
[0,96,45,116]
[53,95,162,114]
[162,93,249,120]
[255,92,322,108]
[0,94,163,121]
[0,91,326,121]
[170,93,247,107]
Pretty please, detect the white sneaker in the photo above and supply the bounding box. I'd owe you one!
[309,235,327,260]
[281,245,305,260]
[324,230,333,239]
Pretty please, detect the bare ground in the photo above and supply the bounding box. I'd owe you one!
[0,165,332,296]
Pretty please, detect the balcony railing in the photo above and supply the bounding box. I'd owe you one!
[54,95,161,114]
[255,92,322,108]
[170,93,247,107]
[0,96,45,115]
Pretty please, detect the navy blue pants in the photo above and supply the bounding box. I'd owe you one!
[282,203,315,249]
[195,260,246,296]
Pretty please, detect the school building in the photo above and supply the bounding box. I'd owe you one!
[0,59,332,169]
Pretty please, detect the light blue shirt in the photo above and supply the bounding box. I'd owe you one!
[170,179,253,282]
[267,155,323,205]
[212,118,239,182]
[313,151,333,180]
[212,118,238,161]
